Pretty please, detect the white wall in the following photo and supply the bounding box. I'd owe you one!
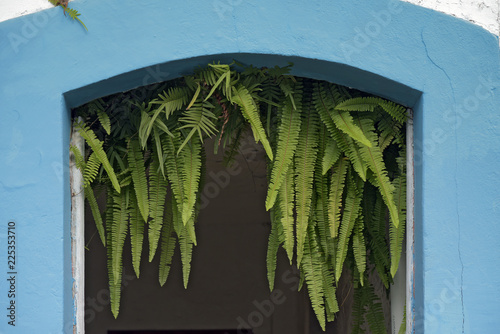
[0,0,499,35]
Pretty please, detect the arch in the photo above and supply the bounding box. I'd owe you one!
[0,0,498,332]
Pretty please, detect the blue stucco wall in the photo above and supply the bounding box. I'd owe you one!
[0,0,498,332]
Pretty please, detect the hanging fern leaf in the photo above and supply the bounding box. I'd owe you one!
[302,225,326,331]
[355,117,399,227]
[129,193,145,278]
[328,158,349,238]
[295,101,319,267]
[352,218,367,286]
[277,167,295,263]
[178,99,218,152]
[159,197,177,286]
[76,122,121,193]
[322,137,341,175]
[127,139,149,222]
[266,211,282,291]
[162,132,185,215]
[266,89,302,210]
[231,84,274,160]
[180,139,202,225]
[178,224,194,289]
[148,151,168,261]
[335,175,363,282]
[390,171,406,277]
[85,187,106,246]
[152,86,191,119]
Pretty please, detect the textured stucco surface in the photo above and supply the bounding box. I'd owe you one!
[405,0,500,35]
[0,0,498,35]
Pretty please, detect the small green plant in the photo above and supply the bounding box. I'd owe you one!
[48,0,87,31]
[73,62,407,332]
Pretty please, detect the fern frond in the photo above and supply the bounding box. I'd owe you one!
[129,193,144,278]
[148,151,168,261]
[162,132,185,215]
[277,167,295,263]
[265,90,302,210]
[335,176,363,282]
[322,137,341,175]
[85,186,106,246]
[302,226,326,330]
[108,188,129,318]
[178,224,194,289]
[321,260,339,321]
[390,172,406,277]
[180,139,202,225]
[83,151,101,188]
[355,117,399,227]
[97,109,111,135]
[159,197,177,286]
[352,218,367,286]
[329,125,367,181]
[328,158,348,238]
[295,101,319,267]
[76,122,120,193]
[336,96,407,124]
[266,212,282,291]
[151,86,191,119]
[127,139,149,222]
[231,84,274,160]
[65,7,87,31]
[178,100,218,152]
[365,283,388,334]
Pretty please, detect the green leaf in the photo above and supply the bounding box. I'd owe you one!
[231,84,274,160]
[127,139,149,222]
[148,151,168,261]
[76,122,121,193]
[295,102,319,267]
[328,158,348,238]
[265,90,302,210]
[159,197,177,286]
[129,193,145,278]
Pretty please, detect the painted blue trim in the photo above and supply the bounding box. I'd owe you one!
[0,0,498,332]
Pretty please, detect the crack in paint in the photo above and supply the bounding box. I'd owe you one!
[421,29,465,333]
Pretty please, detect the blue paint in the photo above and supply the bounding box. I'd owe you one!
[0,0,498,332]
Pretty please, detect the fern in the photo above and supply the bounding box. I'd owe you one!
[352,218,367,285]
[76,122,121,193]
[390,172,406,277]
[295,100,320,266]
[335,175,363,283]
[74,63,407,330]
[277,167,295,263]
[159,197,177,286]
[129,193,144,278]
[231,84,274,160]
[265,86,302,210]
[355,117,399,228]
[127,139,149,222]
[302,226,326,330]
[148,151,168,261]
[180,138,202,225]
[47,0,87,31]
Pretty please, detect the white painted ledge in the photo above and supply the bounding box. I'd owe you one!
[404,0,500,36]
[0,0,72,23]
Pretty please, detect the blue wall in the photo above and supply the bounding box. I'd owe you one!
[0,0,498,332]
